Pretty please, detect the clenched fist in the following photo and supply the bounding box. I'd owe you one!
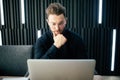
[53,33,67,48]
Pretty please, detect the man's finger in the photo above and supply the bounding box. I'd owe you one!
[53,32,56,37]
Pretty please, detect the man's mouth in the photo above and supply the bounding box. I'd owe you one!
[54,31,61,34]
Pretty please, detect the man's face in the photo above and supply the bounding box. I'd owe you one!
[47,14,66,36]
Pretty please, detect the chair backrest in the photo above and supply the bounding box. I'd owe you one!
[0,45,33,76]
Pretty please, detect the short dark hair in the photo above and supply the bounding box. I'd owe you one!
[46,3,66,18]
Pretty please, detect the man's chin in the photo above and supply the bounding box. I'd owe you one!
[55,33,60,36]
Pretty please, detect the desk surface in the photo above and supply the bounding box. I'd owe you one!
[0,76,120,80]
[103,76,120,80]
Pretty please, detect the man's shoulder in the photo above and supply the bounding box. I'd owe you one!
[65,29,84,45]
[37,31,52,43]
[66,29,82,40]
[40,31,52,39]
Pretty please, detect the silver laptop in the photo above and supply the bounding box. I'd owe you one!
[27,59,96,80]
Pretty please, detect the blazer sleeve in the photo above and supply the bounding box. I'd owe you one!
[34,38,58,59]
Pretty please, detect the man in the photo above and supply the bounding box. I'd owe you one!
[33,3,103,80]
[34,3,87,59]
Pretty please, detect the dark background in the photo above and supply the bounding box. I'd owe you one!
[0,0,120,75]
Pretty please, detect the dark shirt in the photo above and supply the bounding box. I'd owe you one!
[34,29,88,59]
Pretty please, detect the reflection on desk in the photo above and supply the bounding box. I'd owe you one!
[0,77,28,80]
[103,76,120,80]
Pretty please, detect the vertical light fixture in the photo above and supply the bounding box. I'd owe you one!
[0,30,2,45]
[111,29,117,71]
[37,30,41,38]
[98,0,103,24]
[21,0,25,24]
[0,0,4,25]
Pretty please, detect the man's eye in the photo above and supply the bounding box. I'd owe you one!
[59,22,64,25]
[60,23,63,25]
[52,23,56,25]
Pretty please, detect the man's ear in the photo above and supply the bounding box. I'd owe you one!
[46,19,50,26]
[65,17,68,21]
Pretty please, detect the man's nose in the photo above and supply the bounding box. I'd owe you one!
[55,25,59,30]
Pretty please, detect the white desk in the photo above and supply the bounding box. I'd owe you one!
[0,77,27,80]
[102,76,120,80]
[0,76,120,80]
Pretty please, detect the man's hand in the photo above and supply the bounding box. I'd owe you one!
[53,33,67,48]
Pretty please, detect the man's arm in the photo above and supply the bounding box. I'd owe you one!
[34,34,59,59]
[34,32,67,59]
[34,40,58,59]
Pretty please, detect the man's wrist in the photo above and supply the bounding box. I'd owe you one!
[53,43,61,48]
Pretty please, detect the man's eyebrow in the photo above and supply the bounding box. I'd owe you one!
[49,20,64,23]
[59,21,64,24]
